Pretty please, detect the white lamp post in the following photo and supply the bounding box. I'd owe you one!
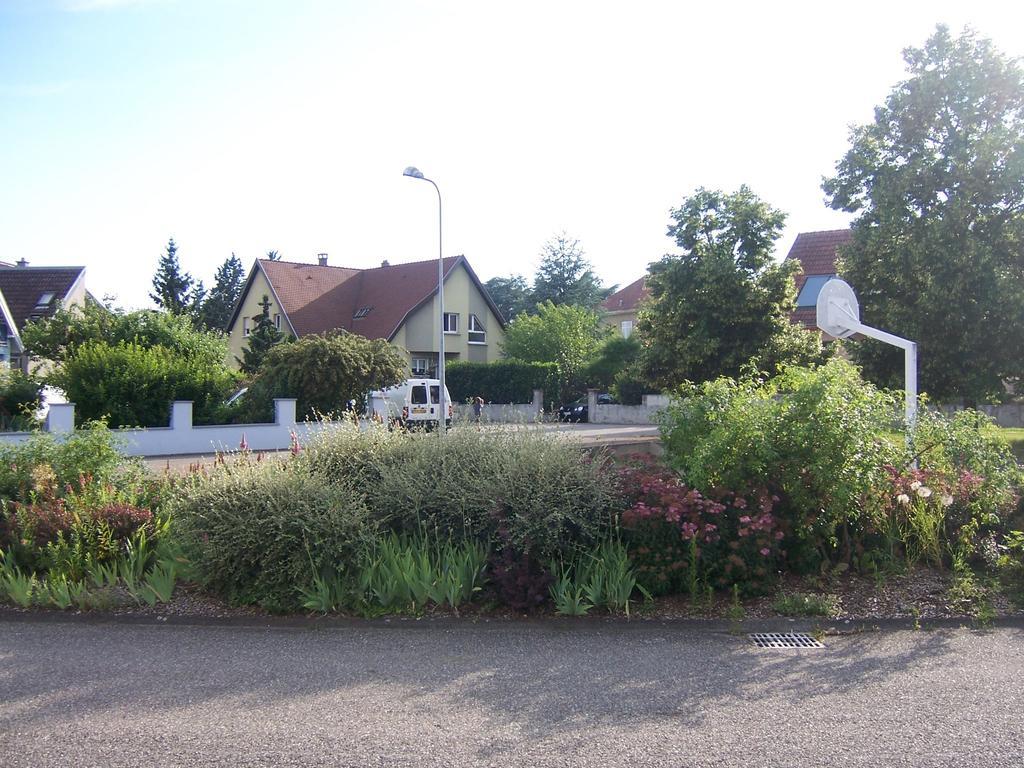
[403,166,447,434]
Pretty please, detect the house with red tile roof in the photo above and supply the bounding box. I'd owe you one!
[784,229,853,331]
[0,259,90,371]
[600,277,649,338]
[226,254,507,374]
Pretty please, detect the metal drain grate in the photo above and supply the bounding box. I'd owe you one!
[748,632,824,649]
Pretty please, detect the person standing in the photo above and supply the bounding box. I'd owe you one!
[473,396,485,423]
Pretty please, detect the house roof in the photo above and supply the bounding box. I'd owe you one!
[0,265,86,332]
[230,255,505,341]
[600,276,649,314]
[784,229,853,327]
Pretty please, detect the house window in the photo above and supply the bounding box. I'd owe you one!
[443,313,459,334]
[274,314,281,330]
[620,320,634,338]
[243,317,251,337]
[34,292,55,312]
[796,274,836,308]
[353,307,372,319]
[411,356,431,375]
[468,314,486,344]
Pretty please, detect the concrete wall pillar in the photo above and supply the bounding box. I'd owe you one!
[274,399,297,426]
[532,389,543,417]
[587,388,599,423]
[45,403,75,434]
[169,401,193,430]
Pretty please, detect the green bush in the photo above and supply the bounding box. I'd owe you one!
[445,360,560,405]
[243,331,407,421]
[0,422,137,504]
[659,359,1023,574]
[298,424,618,560]
[611,364,648,406]
[0,370,42,431]
[660,359,902,569]
[170,460,375,611]
[584,336,641,392]
[51,341,239,427]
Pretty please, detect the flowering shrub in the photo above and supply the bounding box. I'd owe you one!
[617,462,783,595]
[1,471,155,574]
[877,463,1011,568]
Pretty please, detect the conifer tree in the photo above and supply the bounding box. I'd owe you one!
[238,295,285,374]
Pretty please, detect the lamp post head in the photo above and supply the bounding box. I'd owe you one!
[402,166,424,179]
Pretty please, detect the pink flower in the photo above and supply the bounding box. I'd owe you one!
[760,548,770,556]
[739,515,751,524]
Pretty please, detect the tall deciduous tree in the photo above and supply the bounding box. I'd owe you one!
[150,237,198,315]
[532,233,611,309]
[501,300,609,397]
[823,25,1024,403]
[202,253,247,330]
[638,186,819,389]
[238,295,286,375]
[483,275,532,321]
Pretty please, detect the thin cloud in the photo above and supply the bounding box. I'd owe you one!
[63,0,169,11]
[0,80,76,96]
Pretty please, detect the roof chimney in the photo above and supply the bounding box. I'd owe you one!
[317,253,328,266]
[381,260,390,268]
[16,258,28,268]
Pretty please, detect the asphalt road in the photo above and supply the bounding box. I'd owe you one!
[1,617,1022,767]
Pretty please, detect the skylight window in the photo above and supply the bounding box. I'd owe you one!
[796,275,835,308]
[353,307,373,319]
[34,292,55,311]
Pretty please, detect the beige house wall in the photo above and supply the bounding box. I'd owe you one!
[602,309,638,337]
[400,263,505,370]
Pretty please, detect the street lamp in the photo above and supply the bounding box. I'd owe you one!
[403,166,447,434]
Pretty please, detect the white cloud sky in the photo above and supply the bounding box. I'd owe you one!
[1,0,1022,309]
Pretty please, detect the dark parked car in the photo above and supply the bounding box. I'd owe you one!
[557,393,617,423]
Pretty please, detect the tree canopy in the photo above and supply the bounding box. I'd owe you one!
[823,25,1024,402]
[150,237,204,318]
[637,186,820,389]
[483,275,533,322]
[532,233,611,309]
[22,300,227,368]
[501,301,609,396]
[201,253,247,331]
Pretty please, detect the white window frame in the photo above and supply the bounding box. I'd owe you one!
[468,314,486,344]
[274,314,281,330]
[243,317,251,337]
[620,320,634,339]
[443,312,459,334]
[411,356,430,374]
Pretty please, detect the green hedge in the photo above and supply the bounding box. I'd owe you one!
[445,360,559,405]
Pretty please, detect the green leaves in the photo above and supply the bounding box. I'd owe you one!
[501,301,610,395]
[243,330,407,421]
[823,25,1024,402]
[639,186,808,390]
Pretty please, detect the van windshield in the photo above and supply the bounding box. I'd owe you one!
[411,386,428,405]
[430,385,441,404]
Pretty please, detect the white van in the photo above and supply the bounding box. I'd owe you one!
[369,378,453,428]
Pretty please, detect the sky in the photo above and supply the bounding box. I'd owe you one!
[2,0,1023,310]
